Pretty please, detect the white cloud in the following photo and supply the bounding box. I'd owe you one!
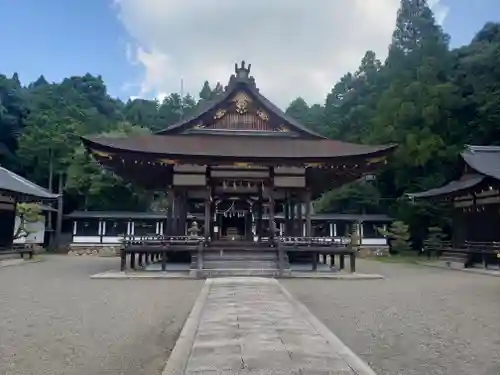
[428,0,449,26]
[114,0,448,108]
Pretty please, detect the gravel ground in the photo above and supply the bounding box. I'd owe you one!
[283,260,500,375]
[0,255,203,375]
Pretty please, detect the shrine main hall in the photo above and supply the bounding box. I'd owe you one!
[81,62,395,275]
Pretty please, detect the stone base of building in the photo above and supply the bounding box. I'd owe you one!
[67,246,120,257]
[357,246,390,258]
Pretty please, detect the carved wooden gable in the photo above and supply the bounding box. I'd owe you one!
[186,91,295,134]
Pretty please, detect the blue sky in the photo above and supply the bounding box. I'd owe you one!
[0,0,498,104]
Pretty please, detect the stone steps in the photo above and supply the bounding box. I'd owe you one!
[203,251,278,261]
[191,248,290,276]
[197,269,284,277]
[203,260,279,269]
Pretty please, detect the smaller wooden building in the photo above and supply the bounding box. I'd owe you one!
[65,210,391,248]
[66,211,203,247]
[409,145,500,247]
[0,167,59,249]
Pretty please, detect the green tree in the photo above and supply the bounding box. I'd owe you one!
[0,74,28,167]
[199,81,212,101]
[65,122,151,211]
[378,220,411,254]
[14,203,42,240]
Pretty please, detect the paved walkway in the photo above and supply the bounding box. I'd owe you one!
[162,278,377,375]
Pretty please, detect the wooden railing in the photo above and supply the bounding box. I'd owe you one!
[277,236,356,273]
[120,235,205,272]
[423,240,500,268]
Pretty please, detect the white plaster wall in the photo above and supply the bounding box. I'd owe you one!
[13,216,45,244]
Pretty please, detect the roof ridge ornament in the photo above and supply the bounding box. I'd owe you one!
[235,60,251,78]
[226,60,257,91]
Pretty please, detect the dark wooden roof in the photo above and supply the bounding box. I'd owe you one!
[264,213,393,222]
[66,210,391,222]
[408,145,500,199]
[0,167,59,200]
[82,134,395,161]
[157,61,325,138]
[461,145,500,180]
[408,174,485,199]
[65,211,202,220]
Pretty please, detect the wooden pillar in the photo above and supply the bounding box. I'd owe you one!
[120,249,126,271]
[178,191,187,236]
[268,188,275,242]
[312,251,318,271]
[256,188,263,240]
[204,189,211,241]
[284,195,290,236]
[166,187,174,236]
[290,198,296,237]
[305,190,312,237]
[245,210,253,241]
[297,198,303,237]
[54,172,64,250]
[130,252,136,269]
[172,192,178,235]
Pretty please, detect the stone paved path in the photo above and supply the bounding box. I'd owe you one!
[162,278,377,375]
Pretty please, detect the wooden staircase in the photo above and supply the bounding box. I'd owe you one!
[190,240,290,277]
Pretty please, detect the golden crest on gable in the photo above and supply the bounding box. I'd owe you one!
[193,122,206,129]
[256,109,269,121]
[367,156,386,165]
[92,149,113,159]
[157,158,177,165]
[275,124,290,133]
[213,109,227,120]
[232,91,251,114]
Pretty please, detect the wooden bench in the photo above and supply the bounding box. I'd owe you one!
[0,244,35,260]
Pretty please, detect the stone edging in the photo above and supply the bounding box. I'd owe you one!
[161,279,212,375]
[0,258,43,269]
[278,281,379,375]
[416,261,500,277]
[161,278,378,375]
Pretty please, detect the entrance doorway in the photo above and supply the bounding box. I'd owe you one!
[220,215,246,240]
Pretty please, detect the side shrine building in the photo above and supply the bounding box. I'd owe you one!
[409,146,500,245]
[81,62,395,275]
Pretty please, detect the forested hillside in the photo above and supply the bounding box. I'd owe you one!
[0,0,499,245]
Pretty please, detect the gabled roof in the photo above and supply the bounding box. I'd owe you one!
[82,134,395,160]
[461,145,500,180]
[407,145,500,199]
[407,174,485,199]
[0,167,59,200]
[156,61,325,139]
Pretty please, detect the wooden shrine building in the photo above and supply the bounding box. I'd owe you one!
[81,62,395,275]
[0,166,59,252]
[409,146,500,268]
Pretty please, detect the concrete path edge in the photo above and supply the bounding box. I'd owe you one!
[416,261,500,277]
[161,278,213,375]
[0,258,43,269]
[161,277,378,375]
[278,281,379,375]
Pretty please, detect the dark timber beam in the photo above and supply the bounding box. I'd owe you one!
[305,189,312,237]
[166,186,174,235]
[204,187,211,241]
